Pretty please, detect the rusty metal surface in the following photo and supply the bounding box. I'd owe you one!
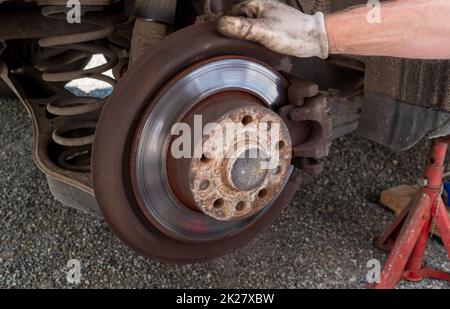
[166,90,267,214]
[279,77,332,175]
[187,104,292,221]
[92,22,301,262]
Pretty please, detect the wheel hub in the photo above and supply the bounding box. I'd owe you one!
[186,104,292,221]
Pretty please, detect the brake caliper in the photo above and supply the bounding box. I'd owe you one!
[279,79,332,175]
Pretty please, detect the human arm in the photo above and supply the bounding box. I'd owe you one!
[217,0,450,60]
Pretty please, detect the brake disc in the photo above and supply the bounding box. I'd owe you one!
[92,22,302,262]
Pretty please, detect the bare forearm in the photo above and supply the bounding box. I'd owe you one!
[325,0,450,59]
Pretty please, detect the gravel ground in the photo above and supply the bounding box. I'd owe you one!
[1,66,450,288]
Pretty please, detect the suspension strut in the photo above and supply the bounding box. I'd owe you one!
[36,1,119,172]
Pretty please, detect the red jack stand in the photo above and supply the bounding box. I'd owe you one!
[373,137,450,289]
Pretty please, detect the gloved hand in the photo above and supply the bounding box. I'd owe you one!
[217,0,329,59]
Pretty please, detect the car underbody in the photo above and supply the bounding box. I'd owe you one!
[0,0,449,262]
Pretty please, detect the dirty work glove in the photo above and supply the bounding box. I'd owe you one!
[217,0,329,59]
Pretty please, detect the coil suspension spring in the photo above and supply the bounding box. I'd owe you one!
[37,3,118,172]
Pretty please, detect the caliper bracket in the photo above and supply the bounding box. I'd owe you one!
[279,78,332,174]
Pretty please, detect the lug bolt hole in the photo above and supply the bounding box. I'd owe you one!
[199,180,210,190]
[201,153,212,163]
[258,189,268,199]
[236,201,246,212]
[242,115,253,126]
[273,166,282,175]
[213,198,224,209]
[276,140,286,151]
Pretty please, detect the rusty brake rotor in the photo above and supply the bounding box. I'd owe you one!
[92,22,302,262]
